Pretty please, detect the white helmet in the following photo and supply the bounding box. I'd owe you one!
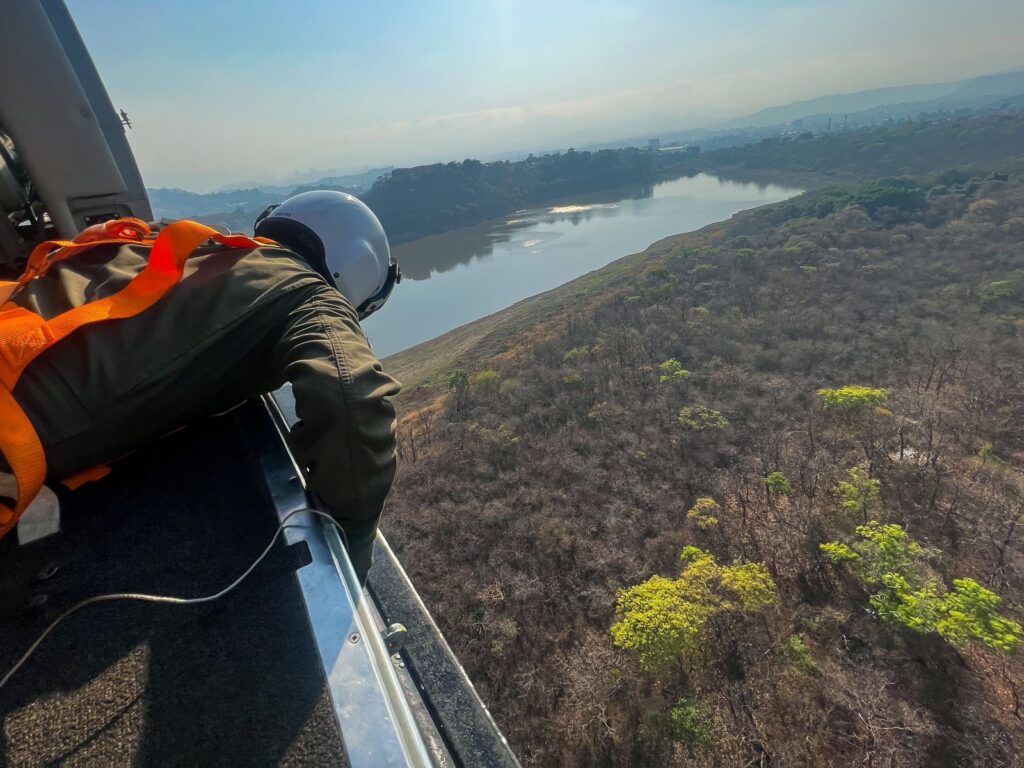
[254,190,399,318]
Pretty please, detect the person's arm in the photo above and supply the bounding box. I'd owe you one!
[271,285,401,583]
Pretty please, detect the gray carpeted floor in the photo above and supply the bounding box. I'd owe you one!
[0,408,348,767]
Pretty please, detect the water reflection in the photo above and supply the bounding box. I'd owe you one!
[395,183,655,280]
[395,219,534,281]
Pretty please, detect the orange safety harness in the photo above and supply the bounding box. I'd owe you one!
[0,218,275,540]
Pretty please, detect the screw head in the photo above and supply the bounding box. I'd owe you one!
[383,623,409,654]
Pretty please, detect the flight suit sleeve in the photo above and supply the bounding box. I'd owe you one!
[271,285,401,583]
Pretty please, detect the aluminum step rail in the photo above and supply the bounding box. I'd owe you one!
[257,394,433,768]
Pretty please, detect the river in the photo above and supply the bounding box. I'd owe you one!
[362,173,802,357]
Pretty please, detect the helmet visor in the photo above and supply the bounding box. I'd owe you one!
[357,261,400,319]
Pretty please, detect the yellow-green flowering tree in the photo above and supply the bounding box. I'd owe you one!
[687,497,720,529]
[835,464,881,521]
[659,358,692,384]
[677,406,728,431]
[817,385,889,412]
[765,471,793,496]
[611,547,777,673]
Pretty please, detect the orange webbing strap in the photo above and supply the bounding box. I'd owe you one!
[0,219,272,539]
[61,464,112,491]
[0,386,46,536]
[0,278,22,307]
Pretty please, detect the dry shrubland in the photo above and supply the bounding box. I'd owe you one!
[384,168,1024,766]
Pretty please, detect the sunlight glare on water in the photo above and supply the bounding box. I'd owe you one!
[546,203,618,215]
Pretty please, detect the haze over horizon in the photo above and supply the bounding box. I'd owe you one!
[69,0,1024,191]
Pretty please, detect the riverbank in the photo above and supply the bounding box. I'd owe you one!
[383,209,741,404]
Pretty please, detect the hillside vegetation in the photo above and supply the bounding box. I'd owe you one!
[366,113,1024,245]
[689,113,1024,181]
[382,123,1024,766]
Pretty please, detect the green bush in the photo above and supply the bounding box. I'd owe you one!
[563,345,591,363]
[977,442,1006,468]
[835,464,881,520]
[446,368,469,393]
[847,178,926,217]
[640,698,717,751]
[935,579,1022,652]
[687,497,719,529]
[659,358,692,384]
[733,248,756,272]
[779,635,816,672]
[470,369,501,395]
[821,523,1022,652]
[980,279,1017,307]
[446,368,470,412]
[765,471,793,495]
[667,698,716,749]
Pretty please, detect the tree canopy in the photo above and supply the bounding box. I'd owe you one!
[822,523,1022,653]
[611,548,777,673]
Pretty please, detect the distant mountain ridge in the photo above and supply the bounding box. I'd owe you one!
[147,168,390,220]
[146,187,282,220]
[725,68,1024,129]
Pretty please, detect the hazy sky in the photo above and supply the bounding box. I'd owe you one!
[67,0,1024,191]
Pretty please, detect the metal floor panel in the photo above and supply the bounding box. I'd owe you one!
[0,410,347,767]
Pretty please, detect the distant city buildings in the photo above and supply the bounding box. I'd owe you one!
[647,138,661,151]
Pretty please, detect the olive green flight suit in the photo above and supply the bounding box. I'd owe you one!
[2,240,401,582]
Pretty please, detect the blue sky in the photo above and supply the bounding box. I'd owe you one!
[68,0,1024,190]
